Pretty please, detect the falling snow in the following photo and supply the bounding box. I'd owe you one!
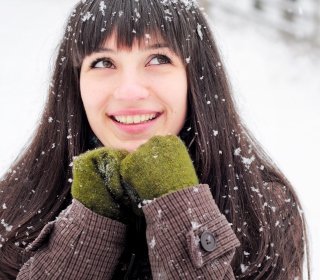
[82,12,93,22]
[99,1,106,16]
[197,23,203,40]
[149,236,156,249]
[240,264,248,273]
[191,221,199,229]
[234,148,241,156]
[1,219,13,232]
[1,0,317,280]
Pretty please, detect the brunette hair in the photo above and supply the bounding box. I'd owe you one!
[0,0,309,279]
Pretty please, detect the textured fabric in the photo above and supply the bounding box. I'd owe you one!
[17,199,127,280]
[143,184,240,279]
[16,185,240,279]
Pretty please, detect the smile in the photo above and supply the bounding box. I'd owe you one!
[112,113,159,124]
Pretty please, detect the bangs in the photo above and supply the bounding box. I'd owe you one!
[64,0,202,66]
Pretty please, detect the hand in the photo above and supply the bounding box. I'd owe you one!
[120,135,199,201]
[71,148,139,224]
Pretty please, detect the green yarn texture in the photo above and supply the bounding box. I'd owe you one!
[121,135,199,200]
[71,135,198,222]
[71,148,132,222]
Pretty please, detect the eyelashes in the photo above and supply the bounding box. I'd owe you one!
[148,54,172,65]
[90,57,114,69]
[89,53,172,69]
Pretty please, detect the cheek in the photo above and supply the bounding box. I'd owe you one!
[166,74,188,110]
[80,75,92,108]
[160,74,188,130]
[80,77,106,112]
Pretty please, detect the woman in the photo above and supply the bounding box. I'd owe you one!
[0,0,308,279]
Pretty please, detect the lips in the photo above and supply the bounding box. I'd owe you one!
[113,113,158,124]
[110,109,162,126]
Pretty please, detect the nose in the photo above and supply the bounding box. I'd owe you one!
[113,69,149,102]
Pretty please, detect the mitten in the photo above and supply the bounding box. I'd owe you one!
[120,135,199,200]
[71,148,136,224]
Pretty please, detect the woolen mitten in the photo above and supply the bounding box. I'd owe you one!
[120,135,199,200]
[71,148,136,224]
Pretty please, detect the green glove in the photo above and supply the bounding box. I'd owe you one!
[71,148,138,224]
[120,135,199,201]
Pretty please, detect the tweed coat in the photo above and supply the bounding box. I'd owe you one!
[17,184,240,279]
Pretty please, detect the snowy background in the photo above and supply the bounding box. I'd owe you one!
[0,0,319,278]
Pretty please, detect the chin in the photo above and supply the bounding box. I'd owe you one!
[107,138,150,153]
[124,140,149,152]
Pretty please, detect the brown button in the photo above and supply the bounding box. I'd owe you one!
[200,231,216,252]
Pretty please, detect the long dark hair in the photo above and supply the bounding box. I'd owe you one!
[0,0,309,279]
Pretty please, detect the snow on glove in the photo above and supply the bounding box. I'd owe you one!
[120,135,199,201]
[71,148,138,224]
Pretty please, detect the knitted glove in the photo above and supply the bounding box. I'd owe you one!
[71,148,139,224]
[120,135,199,201]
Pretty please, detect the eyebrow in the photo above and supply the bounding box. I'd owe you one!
[95,43,170,54]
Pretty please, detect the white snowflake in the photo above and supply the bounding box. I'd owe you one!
[191,221,199,229]
[1,219,13,232]
[197,23,203,40]
[234,148,241,156]
[149,237,156,249]
[99,1,107,16]
[82,12,93,22]
[240,264,248,273]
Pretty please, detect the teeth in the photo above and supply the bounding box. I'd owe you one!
[133,115,140,123]
[127,116,133,124]
[114,114,157,124]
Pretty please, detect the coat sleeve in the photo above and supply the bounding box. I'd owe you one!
[142,184,240,279]
[17,199,127,280]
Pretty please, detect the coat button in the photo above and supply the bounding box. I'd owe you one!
[200,231,216,252]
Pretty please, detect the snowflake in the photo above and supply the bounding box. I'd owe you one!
[149,237,156,249]
[99,1,107,16]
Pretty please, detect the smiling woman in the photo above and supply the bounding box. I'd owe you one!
[0,0,309,279]
[80,35,188,151]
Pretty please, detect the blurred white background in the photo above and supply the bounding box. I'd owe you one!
[0,0,319,278]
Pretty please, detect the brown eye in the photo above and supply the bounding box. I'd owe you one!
[102,60,114,68]
[148,55,171,65]
[92,58,115,69]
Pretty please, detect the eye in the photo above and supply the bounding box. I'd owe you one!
[148,55,171,66]
[91,58,115,69]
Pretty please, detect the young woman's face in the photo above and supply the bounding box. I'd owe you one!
[80,34,188,152]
